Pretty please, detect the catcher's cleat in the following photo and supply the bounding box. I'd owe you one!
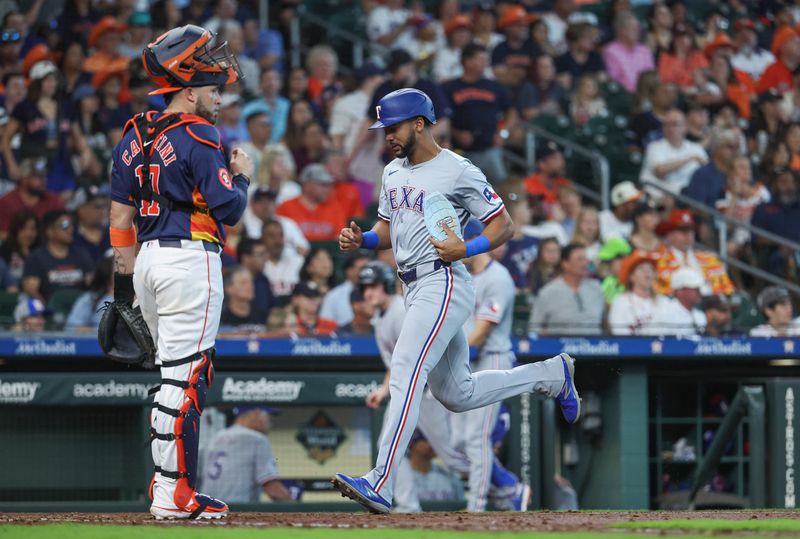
[557,353,581,424]
[331,473,391,514]
[150,492,228,520]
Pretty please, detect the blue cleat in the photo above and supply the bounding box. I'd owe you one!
[331,473,391,514]
[557,353,581,423]
[511,483,532,512]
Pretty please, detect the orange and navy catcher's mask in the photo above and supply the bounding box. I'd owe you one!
[142,24,241,96]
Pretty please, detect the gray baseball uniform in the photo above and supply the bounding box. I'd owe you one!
[457,260,517,511]
[202,424,279,503]
[365,149,567,504]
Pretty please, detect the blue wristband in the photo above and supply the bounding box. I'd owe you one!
[465,234,491,257]
[361,231,379,250]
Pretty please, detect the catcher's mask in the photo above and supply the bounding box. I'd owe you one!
[143,24,241,96]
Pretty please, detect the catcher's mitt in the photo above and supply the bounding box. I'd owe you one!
[98,302,156,369]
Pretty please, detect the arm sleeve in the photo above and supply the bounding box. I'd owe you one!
[453,165,505,222]
[255,437,280,484]
[476,277,514,324]
[377,171,391,222]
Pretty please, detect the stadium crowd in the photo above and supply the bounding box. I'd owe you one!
[0,0,799,338]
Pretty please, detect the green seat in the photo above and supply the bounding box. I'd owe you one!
[47,288,85,330]
[0,290,19,328]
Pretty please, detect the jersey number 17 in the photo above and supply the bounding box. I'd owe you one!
[135,164,162,217]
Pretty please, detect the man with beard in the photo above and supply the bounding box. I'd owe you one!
[751,169,800,275]
[0,157,63,240]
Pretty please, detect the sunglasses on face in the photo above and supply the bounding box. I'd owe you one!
[0,31,20,43]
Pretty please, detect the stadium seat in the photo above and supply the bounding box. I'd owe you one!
[46,288,85,330]
[0,290,19,328]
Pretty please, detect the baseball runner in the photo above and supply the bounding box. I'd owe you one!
[108,25,252,519]
[360,261,529,512]
[333,88,580,513]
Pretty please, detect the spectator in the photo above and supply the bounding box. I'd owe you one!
[527,236,561,296]
[433,14,472,83]
[243,187,308,254]
[84,16,129,73]
[644,2,673,57]
[237,237,275,320]
[627,81,678,150]
[701,295,733,337]
[202,0,242,36]
[1,70,26,117]
[242,19,284,74]
[320,252,369,327]
[786,123,800,172]
[497,197,540,292]
[518,54,566,120]
[715,155,770,256]
[69,185,111,261]
[750,170,800,276]
[685,102,711,146]
[404,13,439,76]
[248,68,290,143]
[305,44,340,106]
[408,431,464,503]
[367,0,413,50]
[731,19,774,81]
[629,201,662,252]
[571,205,601,263]
[299,247,335,296]
[760,141,792,179]
[13,296,47,332]
[654,209,734,296]
[324,151,365,222]
[608,250,666,335]
[283,99,315,157]
[0,26,21,80]
[602,12,655,93]
[524,192,569,245]
[758,26,800,95]
[640,109,708,201]
[649,267,707,336]
[119,11,153,60]
[2,61,74,191]
[291,121,330,174]
[367,48,452,142]
[258,147,299,205]
[261,218,304,301]
[21,209,93,302]
[238,102,277,182]
[0,208,39,291]
[542,0,592,56]
[55,40,90,99]
[555,183,583,238]
[203,406,293,503]
[697,52,754,120]
[337,289,375,336]
[94,69,130,144]
[328,62,385,195]
[568,74,607,127]
[284,66,312,103]
[70,83,107,183]
[747,90,786,158]
[217,93,247,153]
[220,266,266,331]
[277,164,346,242]
[285,280,338,337]
[471,3,503,56]
[65,255,113,331]
[657,23,708,90]
[528,243,604,335]
[491,5,538,90]
[555,22,606,91]
[0,157,63,240]
[218,21,259,96]
[750,286,800,337]
[443,43,516,184]
[599,181,642,242]
[523,141,571,212]
[596,236,631,304]
[684,127,739,208]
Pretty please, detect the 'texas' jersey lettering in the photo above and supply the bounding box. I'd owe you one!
[388,186,425,213]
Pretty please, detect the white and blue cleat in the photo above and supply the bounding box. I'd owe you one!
[331,473,391,514]
[557,353,581,424]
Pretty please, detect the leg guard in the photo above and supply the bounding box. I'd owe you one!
[149,348,217,513]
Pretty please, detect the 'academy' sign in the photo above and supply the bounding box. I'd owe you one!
[0,379,41,403]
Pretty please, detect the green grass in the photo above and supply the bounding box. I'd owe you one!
[613,518,800,533]
[0,525,777,539]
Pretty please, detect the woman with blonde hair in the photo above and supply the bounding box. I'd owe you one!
[571,206,601,263]
[256,146,299,204]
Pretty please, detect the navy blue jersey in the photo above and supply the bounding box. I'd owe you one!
[441,78,511,151]
[110,112,247,244]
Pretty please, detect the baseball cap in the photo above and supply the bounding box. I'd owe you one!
[241,101,272,123]
[757,285,791,311]
[19,157,48,177]
[232,405,281,416]
[610,181,643,207]
[355,62,384,83]
[292,280,323,298]
[14,297,49,322]
[772,26,799,57]
[758,89,782,104]
[29,60,58,81]
[701,294,731,312]
[67,184,111,211]
[128,11,152,27]
[535,141,562,161]
[670,267,704,290]
[89,16,126,48]
[597,237,631,262]
[252,186,279,201]
[299,163,334,184]
[632,201,658,220]
[656,209,695,236]
[387,48,414,72]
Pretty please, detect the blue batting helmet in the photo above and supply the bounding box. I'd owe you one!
[369,88,437,129]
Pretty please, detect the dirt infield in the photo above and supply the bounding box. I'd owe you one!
[2,510,798,532]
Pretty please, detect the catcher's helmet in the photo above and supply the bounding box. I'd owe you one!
[358,261,395,294]
[369,88,436,129]
[143,24,241,95]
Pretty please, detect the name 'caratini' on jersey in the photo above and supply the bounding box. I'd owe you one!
[110,112,247,245]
